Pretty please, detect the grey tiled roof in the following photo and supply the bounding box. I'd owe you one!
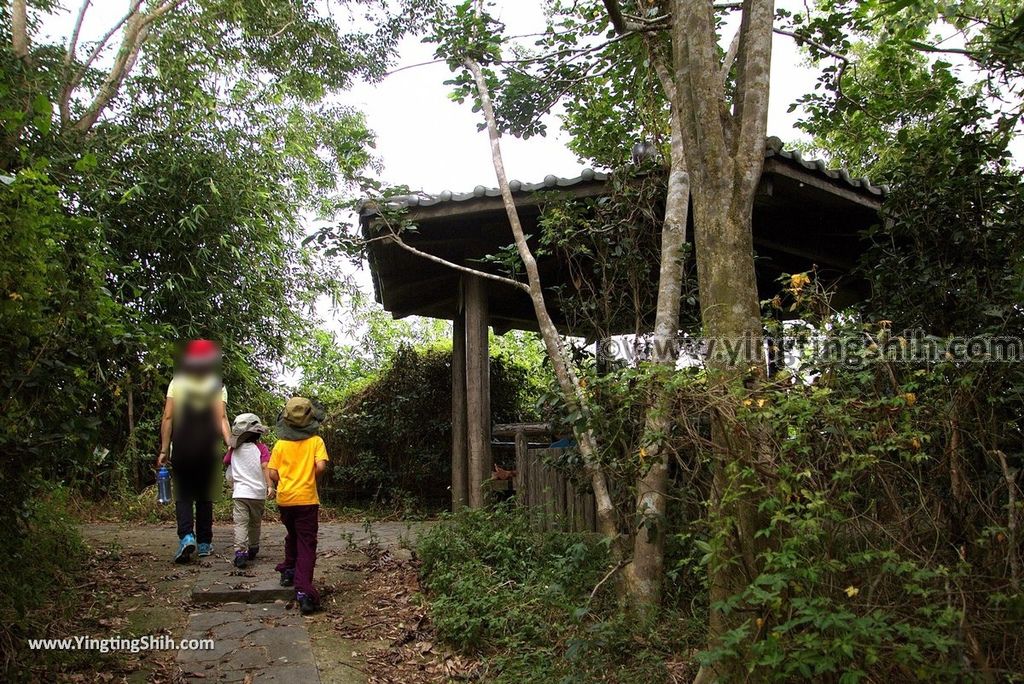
[359,138,885,215]
[765,136,888,196]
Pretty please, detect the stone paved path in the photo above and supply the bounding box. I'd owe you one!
[81,521,432,683]
[178,602,319,682]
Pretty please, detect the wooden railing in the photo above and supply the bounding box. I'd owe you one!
[494,423,597,533]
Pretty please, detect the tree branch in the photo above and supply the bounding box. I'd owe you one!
[772,27,848,63]
[71,1,143,84]
[721,26,742,85]
[65,0,91,69]
[672,0,730,182]
[370,220,530,293]
[60,0,94,124]
[732,0,775,191]
[71,0,189,133]
[602,0,627,34]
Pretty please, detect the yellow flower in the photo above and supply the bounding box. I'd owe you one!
[844,586,859,598]
[755,617,764,629]
[904,392,917,406]
[8,292,22,301]
[789,273,810,290]
[638,447,647,461]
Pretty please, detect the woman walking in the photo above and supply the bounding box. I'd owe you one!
[156,340,231,563]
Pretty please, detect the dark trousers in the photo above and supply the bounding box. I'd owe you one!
[275,505,319,601]
[176,499,213,544]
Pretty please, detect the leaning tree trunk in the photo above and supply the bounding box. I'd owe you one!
[465,59,619,542]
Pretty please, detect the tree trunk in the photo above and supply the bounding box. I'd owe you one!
[11,0,29,60]
[625,89,690,614]
[668,0,776,678]
[689,208,768,683]
[465,58,619,541]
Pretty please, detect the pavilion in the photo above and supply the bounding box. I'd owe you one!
[358,139,886,509]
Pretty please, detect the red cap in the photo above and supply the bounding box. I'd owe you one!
[184,339,220,361]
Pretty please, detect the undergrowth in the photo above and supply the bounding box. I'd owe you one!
[0,486,89,678]
[418,503,703,682]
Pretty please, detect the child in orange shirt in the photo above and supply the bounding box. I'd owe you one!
[268,397,329,615]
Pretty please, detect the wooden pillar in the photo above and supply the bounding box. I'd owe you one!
[514,430,527,506]
[465,275,491,508]
[451,305,468,511]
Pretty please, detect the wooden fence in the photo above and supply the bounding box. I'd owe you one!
[495,423,597,533]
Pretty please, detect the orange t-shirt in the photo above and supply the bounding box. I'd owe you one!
[268,436,329,506]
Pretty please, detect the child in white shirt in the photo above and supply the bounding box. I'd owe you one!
[224,413,272,568]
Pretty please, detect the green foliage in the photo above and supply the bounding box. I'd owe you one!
[419,503,699,682]
[0,166,121,518]
[319,345,541,510]
[737,12,1024,676]
[0,0,439,498]
[0,486,88,678]
[291,305,454,404]
[679,300,1024,679]
[537,169,699,339]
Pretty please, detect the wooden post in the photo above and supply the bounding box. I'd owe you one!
[555,468,567,530]
[451,305,468,511]
[465,275,491,508]
[514,430,527,506]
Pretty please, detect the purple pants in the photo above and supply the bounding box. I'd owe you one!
[275,504,319,601]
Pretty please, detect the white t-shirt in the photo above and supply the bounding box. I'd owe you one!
[227,443,268,500]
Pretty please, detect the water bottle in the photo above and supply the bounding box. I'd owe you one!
[156,466,173,505]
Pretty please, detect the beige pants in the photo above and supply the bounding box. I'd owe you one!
[233,498,265,551]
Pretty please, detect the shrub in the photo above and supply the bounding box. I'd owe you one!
[682,312,1024,680]
[0,487,88,677]
[320,345,539,510]
[418,503,701,682]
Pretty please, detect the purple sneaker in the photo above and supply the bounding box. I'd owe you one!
[233,550,248,568]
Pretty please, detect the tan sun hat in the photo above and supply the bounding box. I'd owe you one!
[282,397,314,428]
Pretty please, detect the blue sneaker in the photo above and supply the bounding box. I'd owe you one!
[174,534,197,564]
[197,543,213,557]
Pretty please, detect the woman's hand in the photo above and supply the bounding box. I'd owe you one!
[266,486,277,500]
[156,450,168,468]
